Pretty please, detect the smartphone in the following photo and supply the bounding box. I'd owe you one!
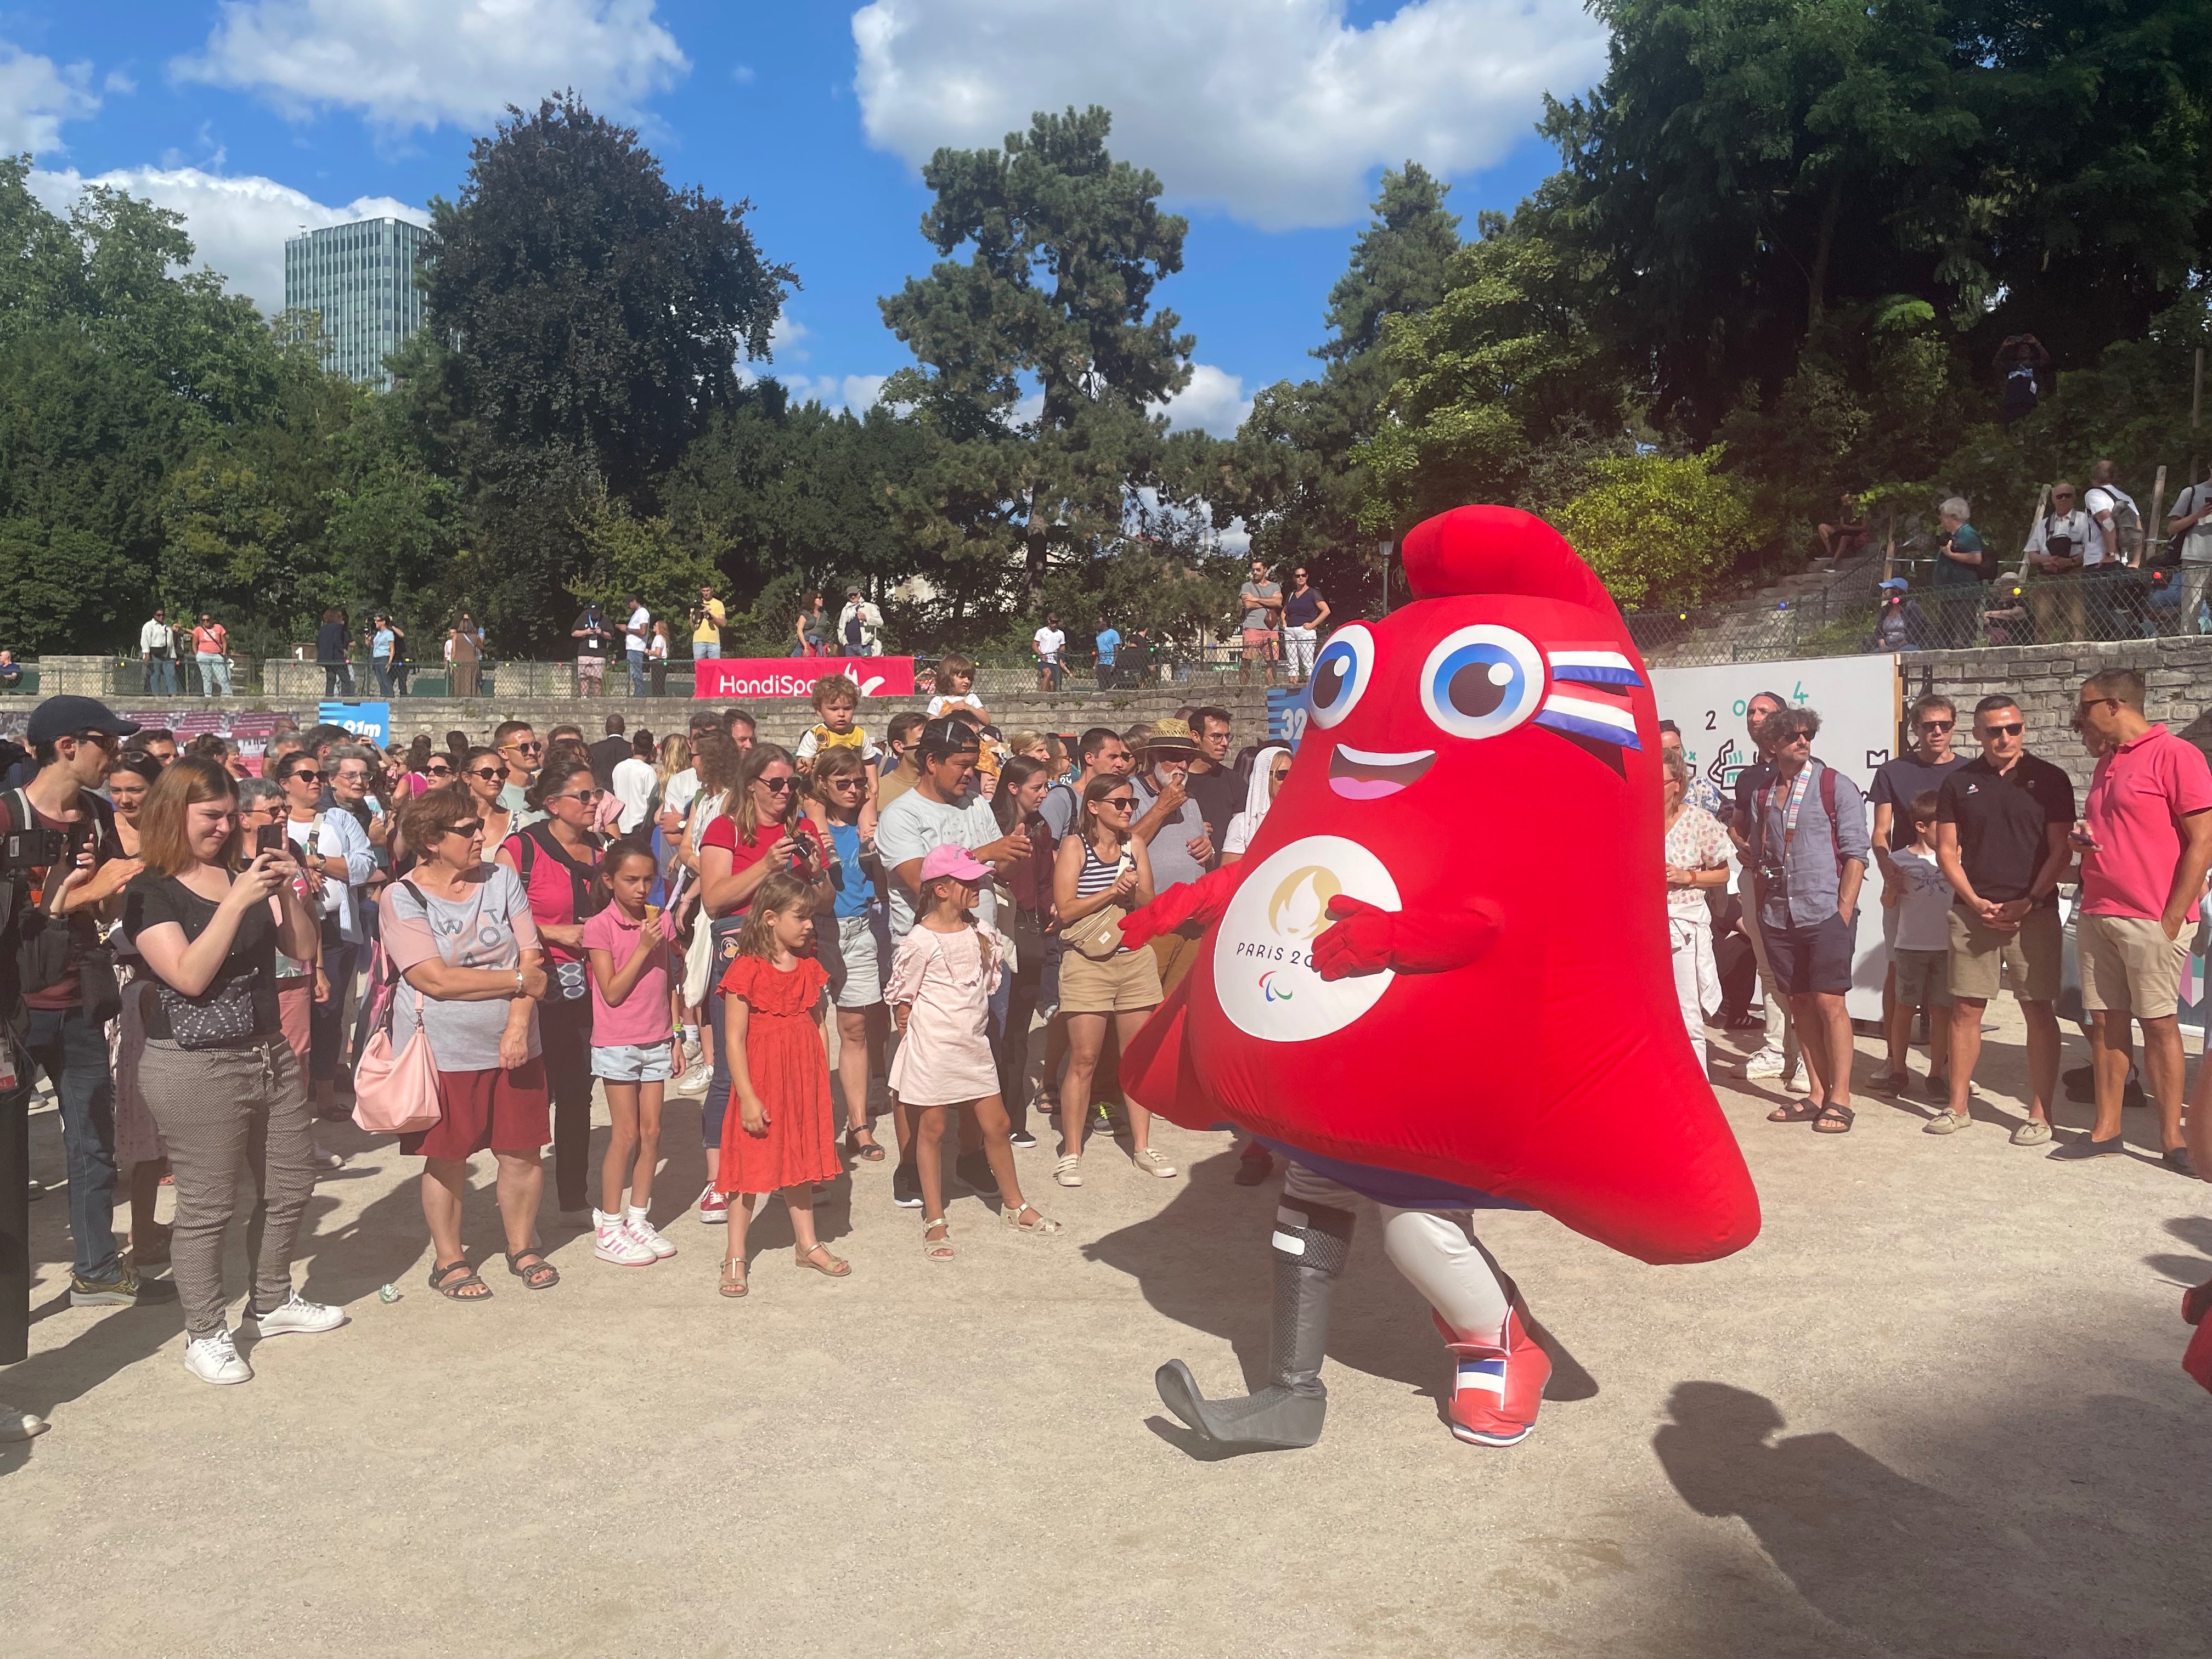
[256,823,286,855]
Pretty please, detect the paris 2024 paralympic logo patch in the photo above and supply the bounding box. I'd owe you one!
[1214,834,1401,1042]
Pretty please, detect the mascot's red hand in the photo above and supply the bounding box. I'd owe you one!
[1120,864,1240,950]
[1312,894,1501,981]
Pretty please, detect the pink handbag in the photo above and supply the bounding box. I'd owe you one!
[352,896,442,1136]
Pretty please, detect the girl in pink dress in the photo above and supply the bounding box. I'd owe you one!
[715,871,848,1297]
[886,846,1060,1260]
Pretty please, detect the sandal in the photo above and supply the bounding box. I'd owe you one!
[843,1128,885,1163]
[1766,1101,1821,1123]
[795,1242,851,1277]
[1053,1153,1084,1188]
[428,1259,491,1301]
[1812,1103,1856,1135]
[922,1217,955,1261]
[503,1248,560,1290]
[720,1257,749,1299]
[1002,1203,1062,1235]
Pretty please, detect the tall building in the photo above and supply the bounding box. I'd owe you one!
[282,217,432,390]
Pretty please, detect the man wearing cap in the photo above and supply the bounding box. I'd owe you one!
[838,588,884,658]
[875,718,1032,1206]
[1,696,166,1437]
[1131,718,1218,994]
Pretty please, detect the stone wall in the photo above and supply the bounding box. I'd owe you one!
[0,681,1273,753]
[1904,636,2212,794]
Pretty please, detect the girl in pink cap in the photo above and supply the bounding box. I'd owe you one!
[887,845,1060,1258]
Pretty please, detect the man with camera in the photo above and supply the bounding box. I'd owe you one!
[1,696,171,1440]
[690,585,726,661]
[2024,482,2102,644]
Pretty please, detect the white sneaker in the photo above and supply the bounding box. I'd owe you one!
[673,1061,712,1097]
[594,1212,657,1265]
[0,1399,48,1440]
[241,1290,348,1338]
[1742,1047,1788,1079]
[183,1329,252,1386]
[683,1039,704,1069]
[625,1212,678,1260]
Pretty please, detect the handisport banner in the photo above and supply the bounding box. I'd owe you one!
[692,657,916,699]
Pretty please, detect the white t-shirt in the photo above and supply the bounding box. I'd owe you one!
[625,606,651,652]
[2025,506,2104,567]
[612,755,657,833]
[877,788,1002,941]
[927,692,986,719]
[2085,485,2137,551]
[1032,627,1065,662]
[663,768,702,822]
[2174,483,2212,564]
[647,633,668,662]
[1890,846,1954,953]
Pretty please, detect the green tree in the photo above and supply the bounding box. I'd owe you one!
[878,105,1199,618]
[1553,448,1761,606]
[425,94,794,649]
[1230,164,1463,612]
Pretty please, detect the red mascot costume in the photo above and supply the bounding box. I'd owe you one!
[1120,504,1760,1451]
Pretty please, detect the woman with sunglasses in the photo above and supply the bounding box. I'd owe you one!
[695,744,833,1222]
[804,746,888,1161]
[382,786,553,1298]
[495,757,607,1215]
[1050,772,1161,1187]
[457,746,516,854]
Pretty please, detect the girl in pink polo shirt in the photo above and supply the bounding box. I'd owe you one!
[582,844,684,1266]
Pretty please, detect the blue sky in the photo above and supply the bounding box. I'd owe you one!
[5,0,1606,433]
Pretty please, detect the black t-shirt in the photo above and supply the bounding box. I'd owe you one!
[572,613,614,656]
[123,872,282,1041]
[1936,754,2075,904]
[1283,589,1324,627]
[1184,763,1246,849]
[1733,758,1775,830]
[1869,752,1966,850]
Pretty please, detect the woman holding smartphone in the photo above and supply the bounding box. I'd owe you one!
[125,755,340,1387]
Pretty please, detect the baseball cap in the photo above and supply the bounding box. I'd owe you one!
[919,845,991,884]
[918,716,981,754]
[1878,577,1908,593]
[27,695,141,747]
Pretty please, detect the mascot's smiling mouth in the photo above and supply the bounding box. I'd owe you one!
[1328,744,1436,800]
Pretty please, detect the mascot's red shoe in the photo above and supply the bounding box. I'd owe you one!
[1434,1308,1550,1448]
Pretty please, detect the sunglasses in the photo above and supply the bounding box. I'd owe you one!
[426,764,454,777]
[1100,795,1137,809]
[439,819,485,839]
[1982,723,2025,737]
[1780,732,1813,745]
[503,741,542,754]
[550,788,603,804]
[1916,719,1955,733]
[758,776,797,793]
[2052,491,2076,499]
[828,775,864,789]
[284,768,323,783]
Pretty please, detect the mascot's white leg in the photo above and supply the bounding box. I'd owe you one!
[1154,1164,1359,1451]
[1380,1205,1551,1447]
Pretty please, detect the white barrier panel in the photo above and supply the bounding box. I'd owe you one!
[1650,654,1900,1021]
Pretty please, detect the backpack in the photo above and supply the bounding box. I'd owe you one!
[4,787,114,997]
[514,822,606,1003]
[2002,359,2039,415]
[2095,487,2144,564]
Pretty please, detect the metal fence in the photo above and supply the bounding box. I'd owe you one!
[1624,562,2210,667]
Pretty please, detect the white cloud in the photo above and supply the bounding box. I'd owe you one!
[776,371,889,413]
[851,0,1607,230]
[29,166,427,314]
[1156,363,1251,437]
[0,40,101,154]
[172,0,690,132]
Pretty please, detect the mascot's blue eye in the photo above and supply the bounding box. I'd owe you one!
[1306,626,1376,729]
[1419,625,1544,740]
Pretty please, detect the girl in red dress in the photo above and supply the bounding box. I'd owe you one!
[716,871,848,1297]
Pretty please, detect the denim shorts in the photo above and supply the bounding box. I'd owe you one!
[591,1041,676,1082]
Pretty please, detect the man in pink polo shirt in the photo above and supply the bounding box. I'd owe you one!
[2069,669,2212,1172]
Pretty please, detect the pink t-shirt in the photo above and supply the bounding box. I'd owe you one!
[580,904,674,1048]
[2081,725,2212,921]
